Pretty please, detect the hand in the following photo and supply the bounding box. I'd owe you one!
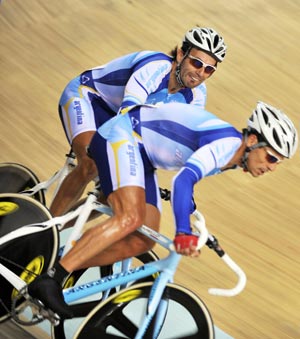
[174,234,200,257]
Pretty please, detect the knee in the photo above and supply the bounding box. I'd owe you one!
[75,158,98,183]
[119,211,145,234]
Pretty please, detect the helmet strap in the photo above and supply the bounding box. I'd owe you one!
[175,64,185,87]
[175,47,191,88]
[241,130,267,171]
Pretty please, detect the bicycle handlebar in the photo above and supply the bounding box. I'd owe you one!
[209,252,247,297]
[193,210,246,297]
[159,188,246,297]
[192,210,209,250]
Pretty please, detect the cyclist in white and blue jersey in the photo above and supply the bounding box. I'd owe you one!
[28,101,298,319]
[50,27,227,216]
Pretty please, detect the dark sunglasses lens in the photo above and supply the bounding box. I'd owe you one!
[266,153,278,163]
[190,59,203,69]
[204,66,215,74]
[189,57,215,74]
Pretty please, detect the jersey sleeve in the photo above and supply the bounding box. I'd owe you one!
[171,137,241,234]
[119,60,171,112]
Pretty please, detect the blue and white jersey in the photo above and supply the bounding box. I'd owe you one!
[131,103,242,233]
[59,51,207,143]
[130,103,242,174]
[80,51,207,111]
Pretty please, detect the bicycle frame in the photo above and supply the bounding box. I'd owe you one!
[0,196,246,294]
[20,149,76,204]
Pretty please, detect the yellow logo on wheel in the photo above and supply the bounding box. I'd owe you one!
[113,289,142,304]
[11,256,44,298]
[63,275,75,288]
[0,201,19,216]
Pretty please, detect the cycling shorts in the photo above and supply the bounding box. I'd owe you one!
[58,76,116,144]
[88,114,161,211]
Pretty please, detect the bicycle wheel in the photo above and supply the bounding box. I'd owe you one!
[0,162,45,204]
[0,194,58,321]
[52,250,160,339]
[74,282,215,339]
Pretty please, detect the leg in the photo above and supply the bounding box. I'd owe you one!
[60,185,151,272]
[63,202,160,268]
[27,186,153,318]
[49,131,97,216]
[28,113,151,318]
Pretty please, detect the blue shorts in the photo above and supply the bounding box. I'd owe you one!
[58,76,116,144]
[88,113,161,211]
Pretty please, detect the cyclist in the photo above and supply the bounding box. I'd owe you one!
[28,101,298,318]
[50,26,227,216]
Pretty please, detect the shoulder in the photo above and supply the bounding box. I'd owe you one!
[132,51,172,68]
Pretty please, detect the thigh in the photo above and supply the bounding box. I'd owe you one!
[72,131,96,163]
[58,77,98,144]
[89,115,145,197]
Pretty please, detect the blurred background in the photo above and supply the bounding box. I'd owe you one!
[0,1,300,338]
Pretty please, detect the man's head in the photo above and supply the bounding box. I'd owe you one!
[174,27,227,88]
[242,101,298,176]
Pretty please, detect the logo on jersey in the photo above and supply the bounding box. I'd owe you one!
[74,100,84,125]
[81,75,90,84]
[131,117,139,129]
[127,144,137,176]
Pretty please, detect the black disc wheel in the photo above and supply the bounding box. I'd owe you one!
[74,282,215,339]
[0,163,45,204]
[0,193,58,321]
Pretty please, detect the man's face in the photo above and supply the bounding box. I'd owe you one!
[246,145,283,177]
[177,48,218,88]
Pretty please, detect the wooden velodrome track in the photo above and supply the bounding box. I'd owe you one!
[1,1,300,338]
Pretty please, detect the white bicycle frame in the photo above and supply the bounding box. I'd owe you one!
[20,149,76,205]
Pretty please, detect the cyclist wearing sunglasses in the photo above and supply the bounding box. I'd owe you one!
[28,101,297,319]
[50,27,227,217]
[172,27,226,89]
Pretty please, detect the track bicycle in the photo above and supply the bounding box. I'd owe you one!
[0,189,246,339]
[0,190,158,325]
[0,152,159,293]
[0,151,167,336]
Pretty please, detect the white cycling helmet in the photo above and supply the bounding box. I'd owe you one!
[183,27,227,62]
[247,101,298,158]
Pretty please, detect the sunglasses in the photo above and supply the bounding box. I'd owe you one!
[265,149,282,164]
[187,55,217,74]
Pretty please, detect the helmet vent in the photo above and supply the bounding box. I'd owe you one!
[272,129,281,148]
[193,31,202,43]
[262,110,269,124]
[213,35,219,48]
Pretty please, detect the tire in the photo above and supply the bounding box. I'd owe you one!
[0,162,46,204]
[74,282,215,339]
[0,194,58,321]
[51,250,160,339]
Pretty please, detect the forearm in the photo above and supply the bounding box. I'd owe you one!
[171,166,200,234]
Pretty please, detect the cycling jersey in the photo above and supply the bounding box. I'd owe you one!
[58,51,207,144]
[89,103,242,235]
